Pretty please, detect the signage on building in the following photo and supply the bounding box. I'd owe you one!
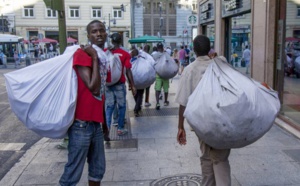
[222,0,251,18]
[224,0,239,11]
[199,0,215,24]
[41,27,59,31]
[187,15,198,26]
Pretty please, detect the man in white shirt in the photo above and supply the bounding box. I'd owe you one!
[166,47,172,56]
[242,45,251,74]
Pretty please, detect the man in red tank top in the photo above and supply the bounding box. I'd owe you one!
[59,20,107,186]
[105,33,136,136]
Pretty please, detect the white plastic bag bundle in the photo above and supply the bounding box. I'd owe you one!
[184,57,280,149]
[131,57,156,89]
[105,50,122,86]
[154,52,179,79]
[4,45,80,138]
[139,51,155,66]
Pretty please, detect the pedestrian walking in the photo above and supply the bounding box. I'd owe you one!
[130,48,145,116]
[59,20,108,186]
[143,44,152,107]
[178,46,187,74]
[153,42,170,110]
[176,35,231,186]
[242,45,251,74]
[14,51,19,68]
[105,32,136,136]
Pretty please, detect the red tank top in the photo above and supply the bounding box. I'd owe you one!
[73,49,104,123]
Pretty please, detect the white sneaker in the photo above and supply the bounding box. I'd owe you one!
[144,102,151,107]
[112,121,118,127]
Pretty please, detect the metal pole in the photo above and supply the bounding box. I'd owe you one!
[1,14,4,34]
[108,13,111,46]
[159,2,162,38]
[186,28,188,46]
[58,0,67,54]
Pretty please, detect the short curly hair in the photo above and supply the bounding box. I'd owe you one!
[193,35,210,57]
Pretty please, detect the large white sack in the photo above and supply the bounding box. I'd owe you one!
[131,57,156,89]
[4,45,80,138]
[105,50,122,86]
[153,52,179,79]
[184,57,280,149]
[139,51,155,66]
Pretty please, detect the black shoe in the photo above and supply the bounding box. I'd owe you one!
[164,101,169,106]
[156,103,160,110]
[104,131,110,141]
[134,111,139,117]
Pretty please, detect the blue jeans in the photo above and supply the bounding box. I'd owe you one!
[113,104,119,123]
[105,83,126,129]
[59,120,106,186]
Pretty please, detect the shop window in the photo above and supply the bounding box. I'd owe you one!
[46,8,57,18]
[69,7,80,18]
[92,7,102,18]
[113,8,122,18]
[23,6,34,18]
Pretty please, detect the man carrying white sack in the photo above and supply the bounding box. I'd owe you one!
[175,35,231,186]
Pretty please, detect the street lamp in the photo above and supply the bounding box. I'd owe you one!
[103,13,116,46]
[159,2,163,38]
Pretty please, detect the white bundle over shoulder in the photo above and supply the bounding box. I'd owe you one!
[131,56,156,89]
[4,45,80,138]
[184,57,280,149]
[153,52,178,79]
[105,50,122,86]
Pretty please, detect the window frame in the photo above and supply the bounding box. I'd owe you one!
[91,7,102,19]
[112,8,123,19]
[69,6,80,18]
[46,8,57,18]
[23,6,34,18]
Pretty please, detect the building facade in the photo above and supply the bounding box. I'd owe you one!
[1,0,132,49]
[132,0,195,49]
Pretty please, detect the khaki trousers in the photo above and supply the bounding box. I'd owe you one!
[199,140,231,186]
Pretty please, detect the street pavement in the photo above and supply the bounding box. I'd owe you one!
[1,64,300,186]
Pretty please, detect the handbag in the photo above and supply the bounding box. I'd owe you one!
[241,58,246,67]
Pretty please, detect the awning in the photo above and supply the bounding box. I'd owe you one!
[286,37,300,42]
[32,38,58,44]
[67,37,77,43]
[128,35,165,44]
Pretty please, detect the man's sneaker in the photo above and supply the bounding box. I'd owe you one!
[117,129,128,136]
[104,131,111,142]
[134,111,140,117]
[156,103,160,110]
[164,101,169,106]
[56,138,68,149]
[145,102,151,107]
[112,120,118,127]
[159,94,163,100]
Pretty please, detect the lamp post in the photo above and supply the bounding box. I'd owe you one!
[1,14,4,34]
[159,2,162,38]
[104,13,116,46]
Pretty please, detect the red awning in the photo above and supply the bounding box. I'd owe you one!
[32,38,58,44]
[23,39,29,44]
[67,37,77,43]
[286,37,300,42]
